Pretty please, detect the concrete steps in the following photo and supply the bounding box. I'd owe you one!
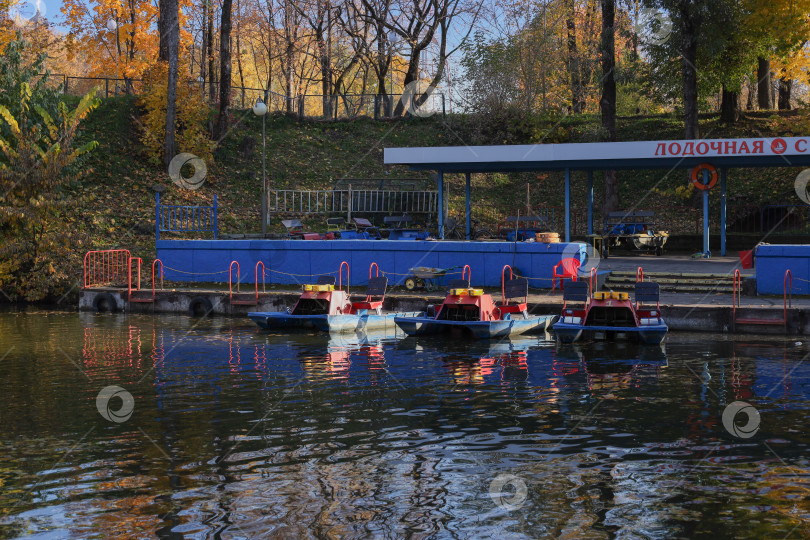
[603,271,736,294]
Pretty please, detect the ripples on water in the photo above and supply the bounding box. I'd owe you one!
[0,310,808,538]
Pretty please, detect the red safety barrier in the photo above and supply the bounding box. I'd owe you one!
[339,261,349,293]
[83,250,131,288]
[369,262,380,278]
[636,267,644,283]
[462,265,471,282]
[152,259,164,301]
[128,257,142,300]
[733,269,741,313]
[733,268,792,330]
[501,265,514,305]
[255,261,266,303]
[229,261,240,298]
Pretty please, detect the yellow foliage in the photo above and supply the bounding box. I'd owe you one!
[674,184,694,201]
[137,61,212,165]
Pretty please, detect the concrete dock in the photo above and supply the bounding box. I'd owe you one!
[79,255,810,335]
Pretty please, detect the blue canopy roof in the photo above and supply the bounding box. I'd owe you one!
[384,137,810,172]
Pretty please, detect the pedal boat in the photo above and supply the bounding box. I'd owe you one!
[248,262,420,333]
[394,265,557,339]
[552,280,667,345]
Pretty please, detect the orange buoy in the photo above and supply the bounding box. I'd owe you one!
[691,163,718,190]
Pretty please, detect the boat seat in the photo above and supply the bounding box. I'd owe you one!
[635,281,660,309]
[317,275,337,286]
[352,217,374,229]
[562,280,590,310]
[352,276,388,311]
[281,219,307,238]
[327,217,348,232]
[446,278,470,293]
[498,277,529,313]
[351,218,382,239]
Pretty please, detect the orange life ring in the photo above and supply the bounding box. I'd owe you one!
[691,163,718,190]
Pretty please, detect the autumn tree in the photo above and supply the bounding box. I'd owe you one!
[62,0,159,86]
[387,0,480,116]
[0,36,99,301]
[745,0,810,111]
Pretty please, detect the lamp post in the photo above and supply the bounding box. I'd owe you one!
[253,96,268,236]
[106,18,118,95]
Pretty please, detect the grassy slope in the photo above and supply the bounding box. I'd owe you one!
[69,98,804,263]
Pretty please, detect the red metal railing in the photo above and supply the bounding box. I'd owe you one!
[83,250,131,288]
[229,261,240,298]
[501,264,514,305]
[128,257,142,300]
[636,267,644,283]
[369,262,380,278]
[733,268,792,329]
[255,261,266,303]
[733,269,741,315]
[152,259,164,301]
[339,261,349,293]
[462,265,471,282]
[127,258,163,302]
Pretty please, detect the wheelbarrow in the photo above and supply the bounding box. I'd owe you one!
[404,266,460,291]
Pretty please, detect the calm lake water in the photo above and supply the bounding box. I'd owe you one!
[0,310,808,539]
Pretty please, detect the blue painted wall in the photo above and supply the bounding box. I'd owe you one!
[156,239,589,288]
[755,244,810,295]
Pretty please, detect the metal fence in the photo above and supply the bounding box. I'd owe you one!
[471,203,810,238]
[155,193,218,240]
[51,74,448,119]
[269,189,438,215]
[726,203,810,235]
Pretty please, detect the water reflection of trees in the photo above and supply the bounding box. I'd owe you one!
[7,313,810,537]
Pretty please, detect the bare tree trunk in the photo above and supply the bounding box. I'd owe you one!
[158,0,179,166]
[236,33,245,107]
[745,73,755,110]
[201,0,207,89]
[600,0,618,214]
[393,51,423,116]
[207,2,216,102]
[285,51,295,114]
[679,2,699,139]
[757,57,771,110]
[215,0,233,140]
[126,0,136,93]
[565,0,582,113]
[720,85,740,123]
[778,78,792,110]
[283,0,296,114]
[376,25,389,116]
[235,0,246,107]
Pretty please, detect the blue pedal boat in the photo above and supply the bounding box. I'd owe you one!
[394,265,557,339]
[249,262,421,333]
[552,280,668,345]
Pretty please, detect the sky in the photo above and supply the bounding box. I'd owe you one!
[13,0,68,30]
